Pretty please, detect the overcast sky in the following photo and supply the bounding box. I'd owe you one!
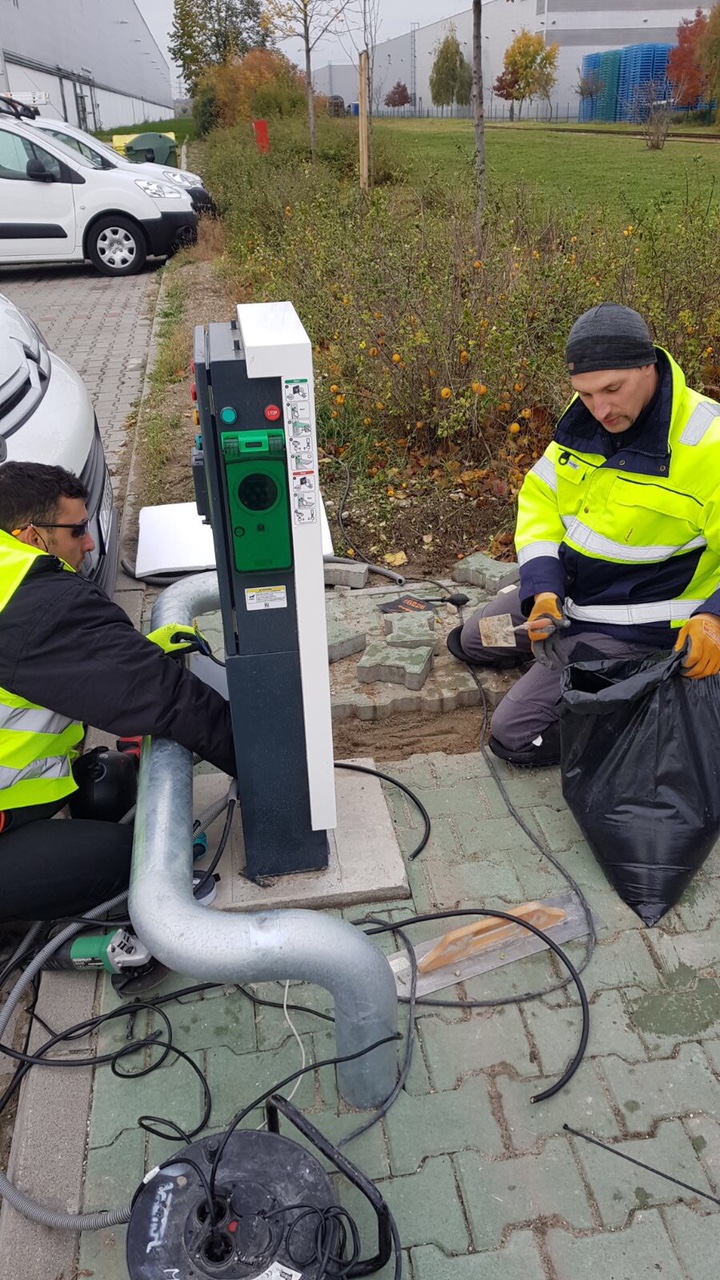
[134,1,472,88]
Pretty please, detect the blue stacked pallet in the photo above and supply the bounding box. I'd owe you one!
[580,52,603,122]
[597,50,622,122]
[617,43,674,121]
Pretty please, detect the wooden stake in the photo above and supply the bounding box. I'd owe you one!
[359,49,370,194]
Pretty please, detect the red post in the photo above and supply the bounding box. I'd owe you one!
[252,119,271,153]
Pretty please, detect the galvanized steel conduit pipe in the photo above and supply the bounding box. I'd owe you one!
[129,573,398,1109]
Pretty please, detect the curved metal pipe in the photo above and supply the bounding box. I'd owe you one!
[130,573,398,1108]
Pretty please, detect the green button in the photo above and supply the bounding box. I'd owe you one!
[220,406,238,425]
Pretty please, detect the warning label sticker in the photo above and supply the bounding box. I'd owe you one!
[284,378,317,526]
[245,586,288,611]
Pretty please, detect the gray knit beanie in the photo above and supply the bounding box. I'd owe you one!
[566,303,657,375]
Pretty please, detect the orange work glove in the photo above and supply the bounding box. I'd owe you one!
[527,592,565,643]
[675,613,720,678]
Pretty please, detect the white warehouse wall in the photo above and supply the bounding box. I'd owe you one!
[316,1,710,118]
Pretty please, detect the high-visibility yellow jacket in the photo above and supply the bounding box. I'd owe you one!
[0,530,83,810]
[516,348,720,646]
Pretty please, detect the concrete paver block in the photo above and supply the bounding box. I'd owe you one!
[384,613,441,654]
[456,1137,595,1251]
[546,1210,685,1280]
[452,552,519,593]
[664,1203,720,1280]
[324,561,369,588]
[327,618,367,663]
[412,1233,548,1280]
[357,642,434,690]
[601,1043,720,1133]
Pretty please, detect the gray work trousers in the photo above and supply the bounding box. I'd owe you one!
[460,586,657,751]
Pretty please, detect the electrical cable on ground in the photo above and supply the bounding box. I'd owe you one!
[564,1124,720,1208]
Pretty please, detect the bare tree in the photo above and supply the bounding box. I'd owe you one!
[628,78,674,149]
[264,0,353,157]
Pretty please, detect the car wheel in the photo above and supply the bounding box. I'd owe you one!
[87,216,147,276]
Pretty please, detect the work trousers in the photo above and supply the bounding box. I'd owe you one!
[0,804,133,921]
[460,586,657,751]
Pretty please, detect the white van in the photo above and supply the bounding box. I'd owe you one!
[28,116,216,217]
[0,115,197,276]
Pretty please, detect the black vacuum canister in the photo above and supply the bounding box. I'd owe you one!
[127,1128,338,1279]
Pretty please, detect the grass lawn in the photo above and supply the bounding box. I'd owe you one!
[375,118,720,217]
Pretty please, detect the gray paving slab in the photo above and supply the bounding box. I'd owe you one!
[1,263,160,481]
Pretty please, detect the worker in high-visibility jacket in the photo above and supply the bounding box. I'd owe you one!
[448,303,720,767]
[0,461,236,921]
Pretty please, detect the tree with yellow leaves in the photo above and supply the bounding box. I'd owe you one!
[262,0,353,157]
[494,28,559,120]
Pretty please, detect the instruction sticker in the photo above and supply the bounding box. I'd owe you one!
[245,586,288,611]
[256,1264,301,1280]
[284,377,318,526]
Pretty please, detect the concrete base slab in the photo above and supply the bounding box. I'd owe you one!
[193,760,409,911]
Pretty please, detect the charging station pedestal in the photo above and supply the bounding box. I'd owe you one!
[193,303,336,880]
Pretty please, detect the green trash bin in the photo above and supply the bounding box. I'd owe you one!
[124,131,177,167]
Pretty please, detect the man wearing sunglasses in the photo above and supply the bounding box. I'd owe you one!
[0,460,236,922]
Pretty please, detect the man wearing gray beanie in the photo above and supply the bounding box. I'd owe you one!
[448,302,720,766]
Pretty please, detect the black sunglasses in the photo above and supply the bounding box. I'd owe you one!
[30,520,90,539]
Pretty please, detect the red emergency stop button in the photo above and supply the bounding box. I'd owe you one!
[264,404,281,421]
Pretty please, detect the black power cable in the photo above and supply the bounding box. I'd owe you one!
[334,761,430,861]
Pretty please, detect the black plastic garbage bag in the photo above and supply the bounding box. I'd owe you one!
[560,649,720,926]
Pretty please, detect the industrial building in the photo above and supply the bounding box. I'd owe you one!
[315,2,710,120]
[0,0,173,131]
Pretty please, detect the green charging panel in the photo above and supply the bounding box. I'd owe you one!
[221,429,293,572]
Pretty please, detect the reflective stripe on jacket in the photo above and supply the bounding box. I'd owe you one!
[0,529,83,810]
[515,348,720,643]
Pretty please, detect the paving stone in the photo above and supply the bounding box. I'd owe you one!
[673,870,720,932]
[384,613,440,654]
[646,916,720,978]
[663,1204,720,1280]
[572,1118,714,1229]
[560,931,662,996]
[683,1112,720,1192]
[293,1107,390,1180]
[357,642,434,690]
[452,552,517,593]
[324,561,370,588]
[369,1155,471,1253]
[600,1044,720,1133]
[204,1036,324,1131]
[456,1137,595,1250]
[252,980,335,1052]
[549,1210,686,1278]
[327,618,367,662]
[90,1049,207,1148]
[528,803,585,851]
[525,989,647,1076]
[422,1005,539,1088]
[626,963,720,1058]
[78,1224,130,1280]
[497,1061,622,1149]
[411,1232,547,1280]
[84,1127,146,1212]
[151,986,257,1054]
[385,1075,504,1174]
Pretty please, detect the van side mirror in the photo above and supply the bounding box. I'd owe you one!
[26,158,54,182]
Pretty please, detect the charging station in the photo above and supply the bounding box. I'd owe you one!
[193,302,336,880]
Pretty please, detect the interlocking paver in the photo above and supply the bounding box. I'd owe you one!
[411,1233,548,1280]
[455,1137,596,1250]
[421,1005,539,1088]
[571,1118,714,1229]
[525,989,647,1075]
[664,1204,720,1280]
[385,1074,504,1174]
[546,1210,686,1279]
[600,1044,720,1133]
[2,265,159,478]
[497,1061,623,1150]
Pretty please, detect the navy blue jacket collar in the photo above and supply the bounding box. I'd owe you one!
[554,347,673,477]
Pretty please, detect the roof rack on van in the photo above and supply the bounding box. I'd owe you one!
[0,94,40,121]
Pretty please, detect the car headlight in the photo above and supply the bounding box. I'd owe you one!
[163,169,198,188]
[134,179,184,199]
